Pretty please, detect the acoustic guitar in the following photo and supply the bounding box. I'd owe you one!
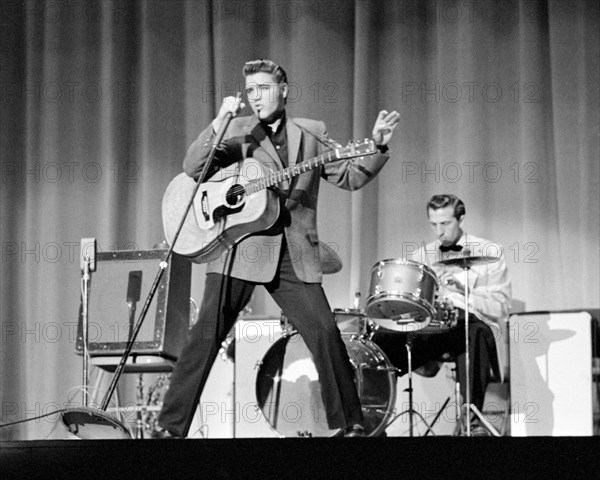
[162,140,376,263]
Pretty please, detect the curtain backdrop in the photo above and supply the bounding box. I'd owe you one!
[1,0,598,439]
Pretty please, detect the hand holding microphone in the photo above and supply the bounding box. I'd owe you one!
[213,92,244,133]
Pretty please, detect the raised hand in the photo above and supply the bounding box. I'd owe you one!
[372,110,400,146]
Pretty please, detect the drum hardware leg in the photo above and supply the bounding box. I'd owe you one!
[470,404,501,436]
[413,395,451,437]
[453,367,462,434]
[453,391,501,437]
[91,367,106,405]
[135,374,144,440]
[114,382,126,427]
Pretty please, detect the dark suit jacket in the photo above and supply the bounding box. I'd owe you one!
[183,114,390,283]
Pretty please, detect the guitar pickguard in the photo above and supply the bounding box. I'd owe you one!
[212,203,244,223]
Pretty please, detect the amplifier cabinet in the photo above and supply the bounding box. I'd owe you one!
[509,311,593,436]
[75,249,191,360]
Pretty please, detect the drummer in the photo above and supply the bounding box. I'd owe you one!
[371,194,511,435]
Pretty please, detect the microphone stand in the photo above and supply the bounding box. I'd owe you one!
[62,110,236,440]
[81,256,91,408]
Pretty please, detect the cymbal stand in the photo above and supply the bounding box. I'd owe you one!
[454,265,500,437]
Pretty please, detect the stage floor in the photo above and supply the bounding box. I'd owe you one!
[2,437,599,479]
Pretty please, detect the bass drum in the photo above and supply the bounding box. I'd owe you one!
[255,333,396,438]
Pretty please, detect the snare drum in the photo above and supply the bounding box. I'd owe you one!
[417,299,458,334]
[255,333,396,438]
[366,259,439,332]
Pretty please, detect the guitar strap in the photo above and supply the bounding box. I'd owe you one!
[292,121,340,150]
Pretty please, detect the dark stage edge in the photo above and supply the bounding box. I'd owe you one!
[2,438,599,479]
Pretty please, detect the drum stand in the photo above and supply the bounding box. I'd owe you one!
[453,264,500,437]
[391,334,437,437]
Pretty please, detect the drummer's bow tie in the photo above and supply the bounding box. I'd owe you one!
[439,244,463,252]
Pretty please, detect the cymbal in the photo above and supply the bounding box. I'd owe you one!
[434,255,500,268]
[319,241,342,274]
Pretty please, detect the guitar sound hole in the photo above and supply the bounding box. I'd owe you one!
[225,185,245,207]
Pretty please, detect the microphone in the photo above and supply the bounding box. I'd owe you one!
[80,238,96,272]
[126,271,142,304]
[126,270,142,345]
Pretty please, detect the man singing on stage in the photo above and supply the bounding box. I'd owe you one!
[154,59,399,438]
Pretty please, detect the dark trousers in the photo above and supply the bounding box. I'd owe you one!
[371,312,498,411]
[158,248,363,436]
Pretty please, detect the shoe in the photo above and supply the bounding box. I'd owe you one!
[470,425,491,437]
[344,424,365,438]
[151,427,181,439]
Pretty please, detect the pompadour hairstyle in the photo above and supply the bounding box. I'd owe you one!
[243,59,288,84]
[426,194,466,219]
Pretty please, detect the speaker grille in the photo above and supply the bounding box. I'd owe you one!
[75,249,191,360]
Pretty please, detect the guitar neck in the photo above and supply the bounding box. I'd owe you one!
[244,149,343,195]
